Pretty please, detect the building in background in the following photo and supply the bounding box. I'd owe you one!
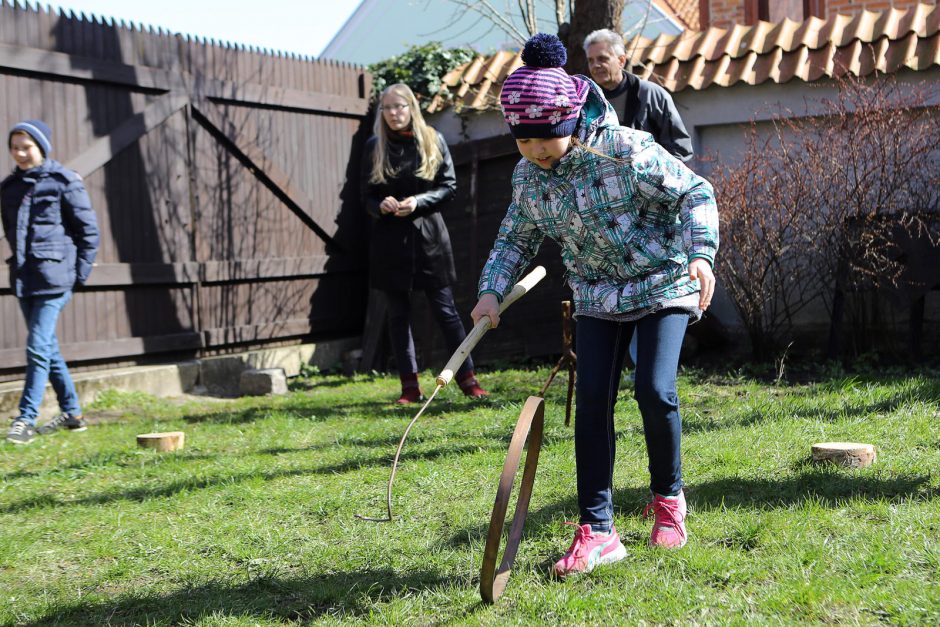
[423,3,940,357]
[320,0,684,65]
[673,0,929,30]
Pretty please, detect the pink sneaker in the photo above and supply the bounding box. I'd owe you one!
[643,490,688,548]
[552,523,627,578]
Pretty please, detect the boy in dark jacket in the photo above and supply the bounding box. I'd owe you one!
[2,120,99,444]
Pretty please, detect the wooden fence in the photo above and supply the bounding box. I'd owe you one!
[0,2,372,381]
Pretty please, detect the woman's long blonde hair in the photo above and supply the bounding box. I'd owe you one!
[370,83,443,184]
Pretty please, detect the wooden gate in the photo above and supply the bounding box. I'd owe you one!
[0,2,372,381]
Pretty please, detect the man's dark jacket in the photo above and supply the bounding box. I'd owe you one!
[1,159,99,298]
[360,130,457,291]
[603,70,693,161]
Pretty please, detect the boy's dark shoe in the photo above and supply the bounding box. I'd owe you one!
[6,419,36,445]
[37,413,87,435]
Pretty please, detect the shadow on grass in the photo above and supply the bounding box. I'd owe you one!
[177,393,495,426]
[287,373,382,391]
[178,401,381,425]
[0,451,218,482]
[660,375,940,434]
[257,429,462,456]
[678,408,768,434]
[442,468,934,551]
[688,468,935,511]
[796,386,940,423]
[22,568,457,626]
[0,442,504,515]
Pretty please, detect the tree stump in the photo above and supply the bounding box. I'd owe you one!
[137,431,185,452]
[811,442,876,468]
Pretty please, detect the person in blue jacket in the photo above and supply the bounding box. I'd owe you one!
[2,120,99,445]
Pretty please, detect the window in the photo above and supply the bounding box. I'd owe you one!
[746,0,825,23]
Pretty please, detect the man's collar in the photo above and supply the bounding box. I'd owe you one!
[602,69,631,97]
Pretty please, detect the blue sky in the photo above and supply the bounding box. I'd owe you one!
[45,0,363,58]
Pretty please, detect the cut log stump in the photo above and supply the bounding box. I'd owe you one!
[811,442,876,468]
[137,431,185,452]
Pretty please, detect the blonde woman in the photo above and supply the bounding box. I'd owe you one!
[361,83,487,403]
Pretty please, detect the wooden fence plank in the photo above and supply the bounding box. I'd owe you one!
[65,92,189,177]
[0,6,372,380]
[0,42,173,90]
[0,332,204,367]
[191,99,342,250]
[200,256,357,283]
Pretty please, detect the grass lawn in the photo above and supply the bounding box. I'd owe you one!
[1,365,938,625]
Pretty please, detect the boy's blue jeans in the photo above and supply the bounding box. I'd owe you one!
[575,310,688,532]
[17,291,81,425]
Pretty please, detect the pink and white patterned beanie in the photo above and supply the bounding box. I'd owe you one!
[500,33,590,139]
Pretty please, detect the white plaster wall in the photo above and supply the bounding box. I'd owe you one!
[427,108,507,145]
[675,67,940,171]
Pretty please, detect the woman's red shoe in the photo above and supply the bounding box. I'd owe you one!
[458,371,489,398]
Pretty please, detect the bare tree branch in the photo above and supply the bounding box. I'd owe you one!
[447,0,529,44]
[627,0,654,67]
[555,0,568,27]
[711,75,940,359]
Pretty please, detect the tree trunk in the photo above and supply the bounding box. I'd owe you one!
[563,0,625,76]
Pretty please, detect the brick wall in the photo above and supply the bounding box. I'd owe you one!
[705,1,932,30]
[707,0,746,29]
[827,0,928,16]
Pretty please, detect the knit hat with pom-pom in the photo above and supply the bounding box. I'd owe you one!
[499,33,589,138]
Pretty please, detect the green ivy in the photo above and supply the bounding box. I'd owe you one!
[368,42,475,110]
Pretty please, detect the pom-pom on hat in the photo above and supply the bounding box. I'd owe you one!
[500,33,589,139]
[9,119,52,157]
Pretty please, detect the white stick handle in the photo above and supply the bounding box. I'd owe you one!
[436,265,547,387]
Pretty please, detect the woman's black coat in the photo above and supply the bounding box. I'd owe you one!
[360,130,458,291]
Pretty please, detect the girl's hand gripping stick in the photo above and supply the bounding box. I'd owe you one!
[436,265,547,387]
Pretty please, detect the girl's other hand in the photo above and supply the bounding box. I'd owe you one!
[394,196,417,217]
[470,293,501,328]
[379,197,399,214]
[689,258,715,311]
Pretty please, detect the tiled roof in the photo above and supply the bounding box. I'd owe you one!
[429,49,523,113]
[652,0,700,31]
[627,3,940,92]
[428,3,940,113]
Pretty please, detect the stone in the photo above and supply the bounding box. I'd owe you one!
[239,368,288,396]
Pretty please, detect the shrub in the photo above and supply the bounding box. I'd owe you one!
[368,42,475,109]
[711,75,940,360]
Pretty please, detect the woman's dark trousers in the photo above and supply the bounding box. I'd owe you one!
[384,286,474,378]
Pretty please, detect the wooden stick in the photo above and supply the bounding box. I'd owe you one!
[436,265,547,387]
[355,385,443,522]
[356,266,547,523]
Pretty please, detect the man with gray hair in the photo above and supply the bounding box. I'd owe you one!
[584,28,693,161]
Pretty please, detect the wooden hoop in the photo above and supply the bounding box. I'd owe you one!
[479,396,545,604]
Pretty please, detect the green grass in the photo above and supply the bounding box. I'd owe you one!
[1,367,938,625]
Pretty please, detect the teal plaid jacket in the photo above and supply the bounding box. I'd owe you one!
[478,79,719,316]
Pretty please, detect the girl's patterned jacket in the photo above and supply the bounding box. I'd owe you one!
[478,79,719,316]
